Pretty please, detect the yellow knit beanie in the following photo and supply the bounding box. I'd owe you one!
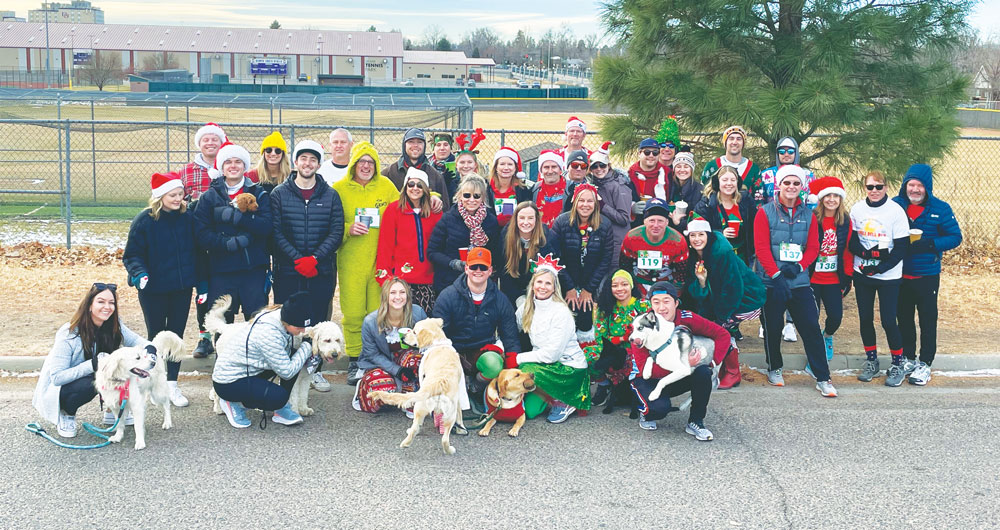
[259,131,289,154]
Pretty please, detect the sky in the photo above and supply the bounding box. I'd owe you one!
[5,0,999,42]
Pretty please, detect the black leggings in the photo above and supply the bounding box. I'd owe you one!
[854,275,902,351]
[811,283,843,336]
[630,365,712,424]
[213,370,297,411]
[137,288,191,381]
[59,374,98,415]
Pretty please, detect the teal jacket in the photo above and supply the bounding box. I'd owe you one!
[687,232,765,322]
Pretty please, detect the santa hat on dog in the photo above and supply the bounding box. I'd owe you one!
[150,171,184,198]
[565,116,587,133]
[808,176,846,204]
[493,147,526,179]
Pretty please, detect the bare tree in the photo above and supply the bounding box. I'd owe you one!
[422,24,446,49]
[141,52,180,71]
[79,52,124,91]
[964,33,1000,101]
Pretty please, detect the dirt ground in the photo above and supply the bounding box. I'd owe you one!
[2,242,998,357]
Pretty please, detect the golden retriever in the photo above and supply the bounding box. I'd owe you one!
[369,318,465,455]
[94,330,185,450]
[478,368,536,438]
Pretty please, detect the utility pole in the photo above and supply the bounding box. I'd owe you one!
[44,6,52,88]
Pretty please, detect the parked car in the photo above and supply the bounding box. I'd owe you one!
[516,80,529,88]
[401,79,414,86]
[455,78,465,86]
[531,81,541,89]
[298,73,308,82]
[467,79,476,87]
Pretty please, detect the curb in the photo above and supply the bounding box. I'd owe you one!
[0,353,995,375]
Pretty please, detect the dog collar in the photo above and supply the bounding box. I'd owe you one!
[648,335,674,357]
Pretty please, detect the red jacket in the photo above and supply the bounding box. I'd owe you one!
[375,200,441,286]
[629,309,733,379]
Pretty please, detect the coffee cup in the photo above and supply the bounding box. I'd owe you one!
[909,229,923,243]
[674,201,688,215]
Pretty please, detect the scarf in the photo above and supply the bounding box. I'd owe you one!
[536,178,566,227]
[459,204,489,247]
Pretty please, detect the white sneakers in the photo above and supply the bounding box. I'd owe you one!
[57,411,77,438]
[310,372,332,392]
[782,323,798,342]
[168,381,189,407]
[103,410,135,426]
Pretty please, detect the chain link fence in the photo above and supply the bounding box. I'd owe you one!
[1,118,997,249]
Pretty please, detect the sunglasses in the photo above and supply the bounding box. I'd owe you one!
[462,192,483,199]
[780,181,802,187]
[405,181,423,188]
[468,264,489,272]
[569,162,588,169]
[642,149,660,157]
[590,162,608,169]
[263,147,283,155]
[777,148,796,155]
[866,184,885,191]
[660,142,675,149]
[93,282,117,292]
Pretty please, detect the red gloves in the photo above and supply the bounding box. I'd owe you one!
[504,351,519,369]
[294,256,318,278]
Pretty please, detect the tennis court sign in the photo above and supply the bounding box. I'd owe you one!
[250,58,288,76]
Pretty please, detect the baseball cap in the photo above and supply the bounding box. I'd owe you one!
[467,247,492,267]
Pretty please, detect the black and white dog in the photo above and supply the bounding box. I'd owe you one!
[629,312,718,403]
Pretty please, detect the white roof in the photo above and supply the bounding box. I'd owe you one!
[403,50,494,66]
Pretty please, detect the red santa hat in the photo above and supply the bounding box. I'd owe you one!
[537,149,565,171]
[565,116,587,133]
[493,147,526,179]
[808,176,846,204]
[195,122,227,145]
[213,141,251,177]
[151,171,184,199]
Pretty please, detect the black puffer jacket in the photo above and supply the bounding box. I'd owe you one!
[694,191,757,263]
[269,173,345,276]
[123,208,207,294]
[497,223,559,306]
[550,211,614,294]
[193,177,272,273]
[427,204,501,293]
[432,273,521,353]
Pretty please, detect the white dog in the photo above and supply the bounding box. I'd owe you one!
[629,312,717,402]
[94,330,185,450]
[205,296,344,416]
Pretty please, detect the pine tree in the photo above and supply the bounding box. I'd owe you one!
[594,0,973,181]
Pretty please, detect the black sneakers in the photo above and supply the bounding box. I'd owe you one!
[192,337,214,358]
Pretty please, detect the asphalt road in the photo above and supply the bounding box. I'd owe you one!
[3,376,998,529]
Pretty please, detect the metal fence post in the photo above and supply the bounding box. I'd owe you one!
[270,97,274,124]
[91,99,97,201]
[500,129,506,147]
[289,125,295,151]
[65,120,72,249]
[279,104,282,124]
[165,95,170,170]
[369,99,375,144]
[185,104,191,161]
[57,96,64,217]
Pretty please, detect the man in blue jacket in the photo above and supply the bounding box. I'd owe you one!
[892,164,962,386]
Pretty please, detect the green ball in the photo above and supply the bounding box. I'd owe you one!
[523,392,548,419]
[476,351,503,379]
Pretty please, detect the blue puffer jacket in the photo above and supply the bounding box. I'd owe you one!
[432,273,521,353]
[193,177,273,273]
[891,164,962,277]
[123,208,206,294]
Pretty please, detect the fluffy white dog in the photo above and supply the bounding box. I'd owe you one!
[94,330,185,450]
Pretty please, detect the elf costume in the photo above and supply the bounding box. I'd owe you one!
[586,293,650,385]
[333,142,401,358]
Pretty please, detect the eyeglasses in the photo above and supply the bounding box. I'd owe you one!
[780,181,802,187]
[263,147,283,155]
[590,162,608,169]
[468,264,489,272]
[356,159,376,166]
[93,282,117,292]
[642,149,660,157]
[405,181,423,188]
[777,148,796,155]
[569,162,588,169]
[462,192,482,199]
[866,184,885,191]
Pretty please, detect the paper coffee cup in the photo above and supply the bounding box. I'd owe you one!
[674,201,688,215]
[909,229,923,243]
[459,247,469,261]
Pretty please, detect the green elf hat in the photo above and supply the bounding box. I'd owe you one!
[433,133,454,146]
[656,115,681,149]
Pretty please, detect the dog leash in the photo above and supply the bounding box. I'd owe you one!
[25,399,128,450]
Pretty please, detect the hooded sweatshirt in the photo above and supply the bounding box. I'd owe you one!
[755,136,815,207]
[891,164,963,277]
[381,128,451,209]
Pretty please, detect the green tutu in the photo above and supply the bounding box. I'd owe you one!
[519,362,591,411]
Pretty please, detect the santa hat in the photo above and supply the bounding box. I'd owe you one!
[590,141,614,166]
[150,171,184,199]
[195,122,227,145]
[537,149,565,171]
[214,142,251,176]
[684,218,713,236]
[808,176,846,204]
[775,164,806,185]
[721,125,747,145]
[493,147,526,179]
[565,116,586,133]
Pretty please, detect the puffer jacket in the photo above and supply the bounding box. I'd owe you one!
[693,191,757,262]
[497,223,558,306]
[891,164,962,277]
[427,204,501,293]
[269,173,345,276]
[193,177,272,273]
[432,273,521,353]
[592,169,633,269]
[375,199,442,286]
[211,308,312,384]
[549,211,614,294]
[123,208,206,294]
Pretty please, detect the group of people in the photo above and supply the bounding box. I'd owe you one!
[32,116,963,443]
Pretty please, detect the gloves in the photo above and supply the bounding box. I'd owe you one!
[397,367,417,383]
[304,354,321,374]
[858,247,882,260]
[631,201,646,216]
[771,276,791,303]
[214,206,243,225]
[225,235,250,252]
[779,263,800,279]
[840,276,853,298]
[909,238,936,254]
[294,256,319,278]
[131,274,149,290]
[859,264,880,276]
[449,259,465,272]
[504,351,519,369]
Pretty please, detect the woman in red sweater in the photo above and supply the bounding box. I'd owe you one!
[808,177,854,364]
[375,167,442,313]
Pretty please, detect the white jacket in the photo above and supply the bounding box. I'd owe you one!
[33,322,149,425]
[515,297,587,369]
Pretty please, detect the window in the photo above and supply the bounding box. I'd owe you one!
[416,73,430,78]
[441,74,455,79]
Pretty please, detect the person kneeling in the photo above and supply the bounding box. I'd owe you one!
[211,292,318,428]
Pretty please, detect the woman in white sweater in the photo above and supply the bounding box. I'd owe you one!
[512,261,590,423]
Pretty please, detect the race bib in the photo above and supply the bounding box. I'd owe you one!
[355,207,381,228]
[637,250,663,270]
[779,242,803,262]
[859,258,879,268]
[815,255,838,272]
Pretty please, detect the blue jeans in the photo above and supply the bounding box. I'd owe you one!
[213,371,296,411]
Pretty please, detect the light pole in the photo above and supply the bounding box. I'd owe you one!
[44,6,52,88]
